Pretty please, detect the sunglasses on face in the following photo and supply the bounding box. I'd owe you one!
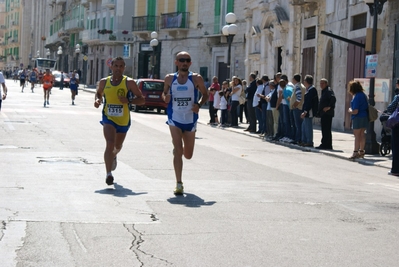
[178,58,191,63]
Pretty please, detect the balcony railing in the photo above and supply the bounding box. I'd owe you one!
[65,19,84,31]
[102,0,115,8]
[132,16,158,32]
[160,12,189,29]
[82,29,100,42]
[56,0,66,4]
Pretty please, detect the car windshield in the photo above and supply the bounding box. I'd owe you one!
[142,81,164,91]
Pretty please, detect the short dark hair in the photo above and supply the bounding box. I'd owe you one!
[250,73,257,80]
[256,79,263,85]
[304,75,313,85]
[293,74,301,83]
[111,56,125,66]
[261,75,269,82]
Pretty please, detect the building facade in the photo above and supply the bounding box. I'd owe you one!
[244,0,399,135]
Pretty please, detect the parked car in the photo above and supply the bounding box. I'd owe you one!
[52,71,70,88]
[130,78,167,114]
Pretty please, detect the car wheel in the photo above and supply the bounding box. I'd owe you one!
[156,108,162,114]
[133,105,140,112]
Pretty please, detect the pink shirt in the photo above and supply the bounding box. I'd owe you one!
[209,82,220,102]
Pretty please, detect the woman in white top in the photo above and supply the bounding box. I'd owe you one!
[230,76,242,127]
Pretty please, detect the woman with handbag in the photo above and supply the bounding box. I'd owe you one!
[386,79,399,176]
[347,80,369,160]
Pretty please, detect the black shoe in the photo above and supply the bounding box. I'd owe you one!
[106,174,114,185]
[255,131,261,134]
[244,128,250,132]
[315,145,325,149]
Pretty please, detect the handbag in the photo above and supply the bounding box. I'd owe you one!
[368,104,378,122]
[386,106,399,129]
[363,93,378,122]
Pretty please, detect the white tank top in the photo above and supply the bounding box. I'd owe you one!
[167,72,198,124]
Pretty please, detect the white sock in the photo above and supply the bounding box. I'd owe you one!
[107,172,112,177]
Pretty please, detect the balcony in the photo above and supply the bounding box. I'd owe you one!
[64,19,84,32]
[102,0,115,9]
[291,0,320,5]
[160,12,190,37]
[82,29,100,44]
[56,0,66,4]
[132,16,158,38]
[11,20,19,27]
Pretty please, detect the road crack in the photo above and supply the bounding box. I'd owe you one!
[124,223,172,266]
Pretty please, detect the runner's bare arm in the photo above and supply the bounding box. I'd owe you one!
[162,74,173,103]
[193,73,208,106]
[124,78,145,105]
[94,79,106,108]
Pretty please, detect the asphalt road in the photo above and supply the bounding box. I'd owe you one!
[1,81,399,267]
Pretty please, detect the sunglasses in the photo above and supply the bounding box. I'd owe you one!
[178,58,191,63]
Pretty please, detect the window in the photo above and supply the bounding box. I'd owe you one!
[352,13,367,31]
[304,26,316,40]
[213,0,234,34]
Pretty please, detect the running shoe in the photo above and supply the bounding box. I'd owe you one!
[174,182,184,195]
[106,174,114,185]
[43,101,46,107]
[111,156,117,171]
[47,100,49,105]
[72,101,75,105]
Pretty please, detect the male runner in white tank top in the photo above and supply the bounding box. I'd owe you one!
[162,51,208,194]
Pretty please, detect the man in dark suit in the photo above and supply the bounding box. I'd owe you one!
[316,78,336,150]
[300,75,318,147]
[244,73,257,133]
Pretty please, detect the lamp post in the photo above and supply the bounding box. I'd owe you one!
[57,46,63,71]
[222,12,238,78]
[364,0,387,154]
[45,48,50,59]
[75,44,81,71]
[150,31,158,79]
[36,50,40,58]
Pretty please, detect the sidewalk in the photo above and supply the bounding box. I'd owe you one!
[80,86,392,170]
[196,106,392,171]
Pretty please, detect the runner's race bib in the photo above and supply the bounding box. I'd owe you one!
[173,97,192,110]
[107,104,123,117]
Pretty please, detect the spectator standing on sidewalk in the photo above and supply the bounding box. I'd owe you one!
[245,73,257,132]
[316,78,336,150]
[239,80,248,123]
[257,75,270,136]
[386,79,399,176]
[0,70,8,111]
[290,74,305,145]
[230,76,242,127]
[208,76,220,125]
[347,80,368,160]
[264,80,276,140]
[300,75,319,147]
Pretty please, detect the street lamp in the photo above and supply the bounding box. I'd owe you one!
[150,31,158,79]
[36,50,40,58]
[222,12,238,77]
[364,0,387,154]
[57,46,63,71]
[45,48,50,59]
[75,44,81,71]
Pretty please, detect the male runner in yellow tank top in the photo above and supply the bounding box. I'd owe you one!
[94,57,144,185]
